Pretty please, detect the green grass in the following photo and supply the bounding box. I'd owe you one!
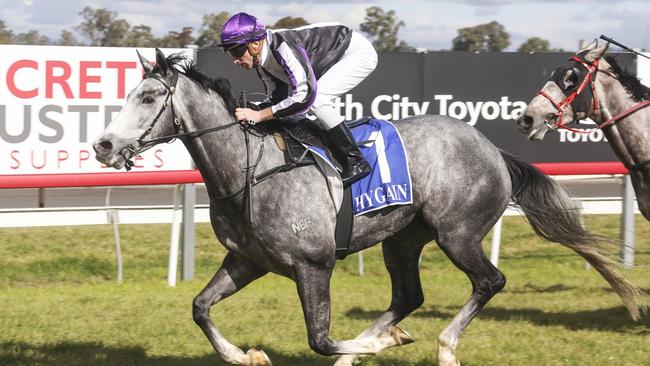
[0,215,649,366]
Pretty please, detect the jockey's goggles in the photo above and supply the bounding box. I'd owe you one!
[226,43,248,58]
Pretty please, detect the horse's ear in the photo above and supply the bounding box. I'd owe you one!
[137,50,154,74]
[155,48,169,76]
[581,39,598,52]
[585,40,609,62]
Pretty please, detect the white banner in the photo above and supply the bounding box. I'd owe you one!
[0,45,194,175]
[638,53,650,86]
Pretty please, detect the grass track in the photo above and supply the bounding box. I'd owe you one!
[0,215,649,365]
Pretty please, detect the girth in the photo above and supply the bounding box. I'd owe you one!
[244,114,373,260]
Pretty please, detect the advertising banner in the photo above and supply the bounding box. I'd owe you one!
[0,45,194,176]
[0,46,639,187]
[198,49,637,163]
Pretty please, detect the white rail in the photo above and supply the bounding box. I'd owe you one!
[1,195,639,278]
[0,197,637,228]
[0,204,211,228]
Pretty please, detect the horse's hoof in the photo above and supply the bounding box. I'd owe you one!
[437,348,460,366]
[333,355,366,366]
[246,348,272,366]
[389,325,415,345]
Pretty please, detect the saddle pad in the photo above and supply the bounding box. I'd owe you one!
[304,118,412,216]
[350,119,413,216]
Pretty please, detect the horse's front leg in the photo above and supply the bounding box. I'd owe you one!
[193,252,270,365]
[296,263,408,357]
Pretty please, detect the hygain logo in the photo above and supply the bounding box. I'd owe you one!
[333,94,527,125]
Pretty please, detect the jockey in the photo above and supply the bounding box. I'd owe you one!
[218,12,378,186]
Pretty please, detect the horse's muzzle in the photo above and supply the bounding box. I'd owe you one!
[93,136,133,169]
[517,114,534,133]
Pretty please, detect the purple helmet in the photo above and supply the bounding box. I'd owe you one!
[218,12,266,47]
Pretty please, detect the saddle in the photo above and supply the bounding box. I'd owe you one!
[246,105,371,260]
[252,114,372,168]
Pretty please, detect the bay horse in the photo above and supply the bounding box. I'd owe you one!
[517,39,650,220]
[93,49,642,366]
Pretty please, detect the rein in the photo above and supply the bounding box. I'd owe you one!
[124,72,297,221]
[126,68,241,162]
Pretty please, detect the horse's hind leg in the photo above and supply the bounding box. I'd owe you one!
[435,228,506,366]
[334,221,431,366]
[193,252,269,366]
[295,256,420,358]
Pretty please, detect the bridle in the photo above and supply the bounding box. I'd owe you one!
[122,68,181,170]
[123,68,240,170]
[137,69,182,143]
[536,55,600,133]
[536,54,650,172]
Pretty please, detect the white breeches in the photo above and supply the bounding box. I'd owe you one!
[311,31,378,130]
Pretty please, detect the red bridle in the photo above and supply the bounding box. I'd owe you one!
[536,56,600,134]
[537,55,650,136]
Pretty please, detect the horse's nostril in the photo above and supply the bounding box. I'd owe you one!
[519,115,534,127]
[98,140,113,152]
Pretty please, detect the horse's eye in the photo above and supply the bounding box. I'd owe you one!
[142,96,155,104]
[562,69,579,89]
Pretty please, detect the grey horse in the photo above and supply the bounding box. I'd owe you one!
[93,50,642,366]
[517,39,650,220]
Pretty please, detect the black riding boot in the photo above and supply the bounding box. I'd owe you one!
[326,122,371,186]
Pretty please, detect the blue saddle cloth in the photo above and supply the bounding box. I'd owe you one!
[307,118,413,216]
[349,118,412,215]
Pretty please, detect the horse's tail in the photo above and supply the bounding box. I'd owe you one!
[500,150,644,320]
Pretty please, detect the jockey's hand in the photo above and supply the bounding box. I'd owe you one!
[235,107,274,125]
[235,108,261,125]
